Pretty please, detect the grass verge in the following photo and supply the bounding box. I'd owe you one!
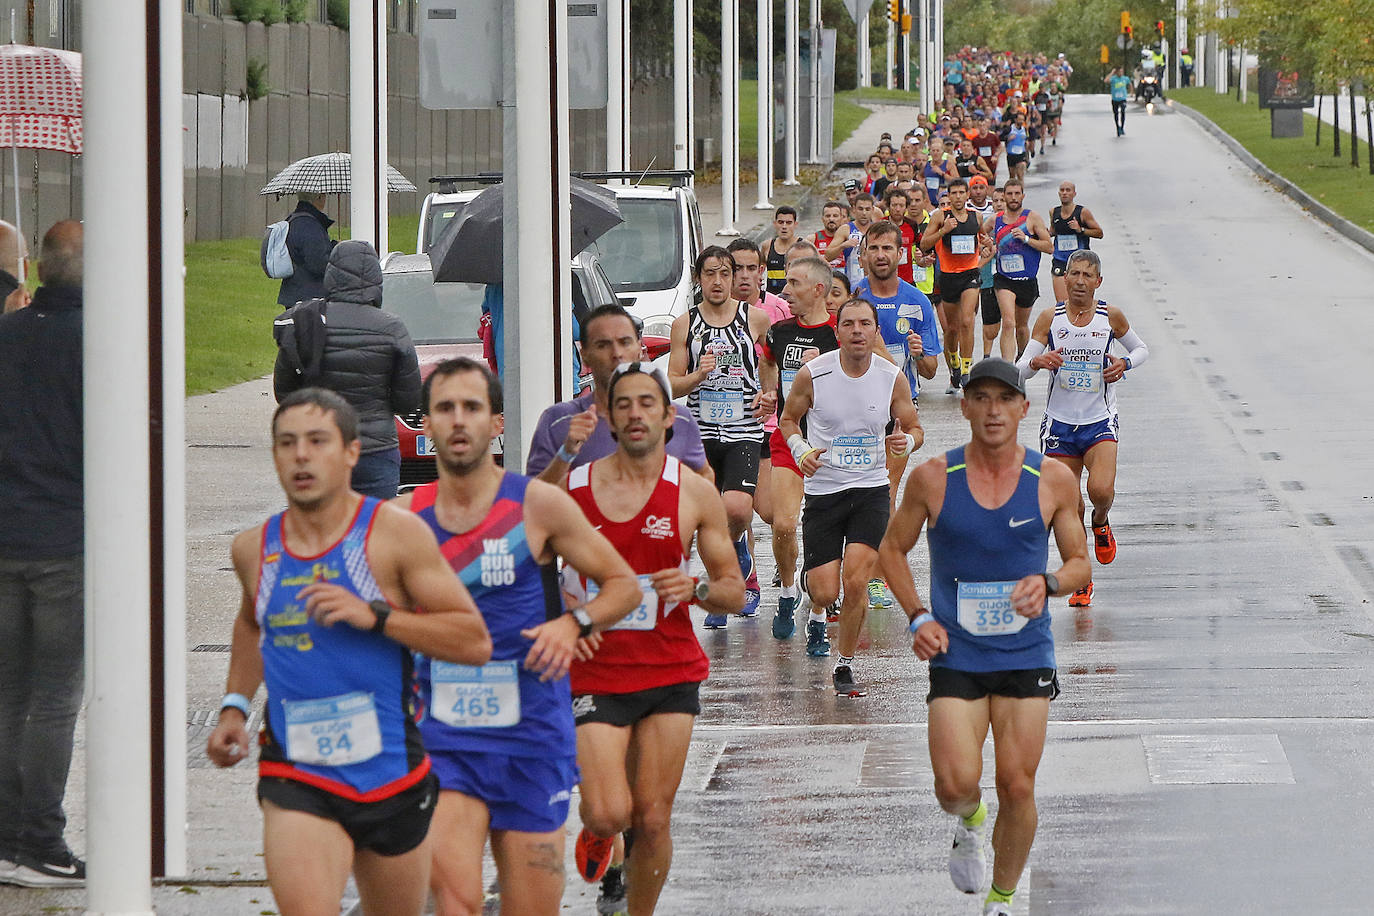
[1171,88,1374,233]
[738,80,895,161]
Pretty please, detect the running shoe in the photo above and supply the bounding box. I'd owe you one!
[771,569,782,588]
[805,620,830,656]
[948,819,987,894]
[596,865,628,915]
[0,850,15,884]
[773,594,798,639]
[1068,582,1094,608]
[734,532,755,582]
[703,612,728,629]
[825,598,842,624]
[1092,522,1117,564]
[832,664,866,697]
[983,902,1012,916]
[7,848,85,887]
[867,578,894,608]
[575,829,616,883]
[741,587,761,617]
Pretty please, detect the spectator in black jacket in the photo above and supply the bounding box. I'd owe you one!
[0,220,88,885]
[274,240,421,500]
[275,193,335,308]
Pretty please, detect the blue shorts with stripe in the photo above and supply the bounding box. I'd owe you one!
[1039,415,1118,459]
[429,749,579,833]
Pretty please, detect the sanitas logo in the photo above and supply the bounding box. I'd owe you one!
[641,515,674,538]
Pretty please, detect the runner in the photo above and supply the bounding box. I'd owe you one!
[1016,250,1150,607]
[779,298,923,693]
[973,115,1002,182]
[813,200,849,271]
[764,206,799,295]
[667,247,777,628]
[205,388,493,916]
[825,192,877,289]
[396,358,642,916]
[987,178,1053,358]
[1048,181,1105,306]
[1002,112,1029,181]
[877,358,1091,916]
[881,186,919,285]
[921,178,990,392]
[1106,67,1132,136]
[565,362,746,915]
[760,256,840,638]
[954,137,993,182]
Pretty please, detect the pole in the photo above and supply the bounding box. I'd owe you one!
[606,0,628,172]
[918,0,930,110]
[674,0,692,172]
[784,0,799,184]
[858,9,869,90]
[1174,0,1186,89]
[349,0,387,251]
[900,0,910,90]
[719,0,739,235]
[85,0,159,907]
[886,14,894,90]
[1350,89,1358,167]
[754,0,773,209]
[808,0,820,163]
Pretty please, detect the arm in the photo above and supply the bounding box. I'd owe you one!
[531,406,599,485]
[824,231,853,260]
[1104,306,1147,383]
[777,365,824,476]
[205,528,267,767]
[652,474,746,615]
[920,213,945,251]
[884,373,924,456]
[1025,214,1055,255]
[1016,309,1059,379]
[1008,459,1091,615]
[877,460,949,661]
[974,157,993,180]
[667,313,710,398]
[750,308,779,418]
[1078,207,1105,240]
[389,324,423,415]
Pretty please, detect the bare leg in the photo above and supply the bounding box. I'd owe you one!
[770,464,804,588]
[987,695,1050,892]
[354,837,433,916]
[261,800,356,916]
[927,697,991,819]
[489,828,566,916]
[833,544,878,659]
[1081,439,1119,526]
[428,791,491,916]
[624,713,695,916]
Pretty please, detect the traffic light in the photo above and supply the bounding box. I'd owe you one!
[889,0,899,22]
[900,13,912,33]
[1155,20,1166,38]
[1120,10,1131,32]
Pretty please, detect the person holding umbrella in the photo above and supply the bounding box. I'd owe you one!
[276,192,336,309]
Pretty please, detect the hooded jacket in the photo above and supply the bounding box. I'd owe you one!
[276,199,335,307]
[273,240,421,454]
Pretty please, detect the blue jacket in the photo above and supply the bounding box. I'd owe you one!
[276,200,336,307]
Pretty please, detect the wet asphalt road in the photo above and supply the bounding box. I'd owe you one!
[8,94,1374,915]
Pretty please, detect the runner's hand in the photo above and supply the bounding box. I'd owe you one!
[695,350,717,380]
[1102,355,1127,384]
[298,582,380,632]
[800,346,821,364]
[1010,573,1050,617]
[1030,350,1064,371]
[911,619,949,660]
[562,405,597,457]
[574,632,603,662]
[650,568,695,605]
[942,216,958,233]
[1068,219,1082,232]
[206,712,250,768]
[906,330,924,357]
[520,614,581,682]
[885,431,913,456]
[798,448,826,477]
[752,390,777,419]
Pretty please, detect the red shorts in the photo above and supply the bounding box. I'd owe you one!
[769,428,802,477]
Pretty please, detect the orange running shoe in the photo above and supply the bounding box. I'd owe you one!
[575,828,615,883]
[1068,582,1094,607]
[1092,523,1117,564]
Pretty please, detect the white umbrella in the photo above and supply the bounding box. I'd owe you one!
[259,151,417,196]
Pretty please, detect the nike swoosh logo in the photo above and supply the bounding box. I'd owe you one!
[418,793,434,812]
[42,863,78,876]
[1037,677,1054,688]
[1008,517,1035,528]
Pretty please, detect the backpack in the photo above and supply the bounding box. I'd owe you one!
[261,215,296,279]
[273,297,329,386]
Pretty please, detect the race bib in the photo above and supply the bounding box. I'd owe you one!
[999,253,1025,274]
[1057,358,1103,393]
[912,264,928,283]
[1055,234,1079,253]
[781,368,798,400]
[699,388,745,422]
[283,691,383,766]
[951,235,976,255]
[431,659,521,728]
[956,580,1028,636]
[886,342,908,367]
[978,146,992,156]
[587,574,660,632]
[829,434,881,469]
[925,176,941,190]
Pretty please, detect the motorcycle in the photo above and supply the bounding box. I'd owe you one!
[1136,74,1159,104]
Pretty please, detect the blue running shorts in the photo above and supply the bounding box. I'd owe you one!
[429,749,579,833]
[1039,415,1118,458]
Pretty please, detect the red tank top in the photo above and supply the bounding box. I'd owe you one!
[567,455,709,695]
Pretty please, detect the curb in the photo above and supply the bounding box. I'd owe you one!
[743,170,832,244]
[1173,100,1374,256]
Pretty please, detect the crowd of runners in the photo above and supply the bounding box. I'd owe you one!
[205,45,1154,916]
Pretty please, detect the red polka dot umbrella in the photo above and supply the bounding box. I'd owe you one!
[0,44,82,155]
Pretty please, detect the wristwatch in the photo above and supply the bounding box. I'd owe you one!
[1041,572,1059,597]
[692,577,711,605]
[570,607,594,638]
[369,599,392,635]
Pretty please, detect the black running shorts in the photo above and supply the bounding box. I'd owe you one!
[258,769,438,857]
[802,485,890,571]
[993,275,1039,310]
[572,680,702,727]
[926,666,1060,703]
[703,438,762,495]
[939,268,982,303]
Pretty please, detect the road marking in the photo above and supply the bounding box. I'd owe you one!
[1141,733,1295,785]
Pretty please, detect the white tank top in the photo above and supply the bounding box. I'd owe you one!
[1043,302,1117,425]
[803,349,899,496]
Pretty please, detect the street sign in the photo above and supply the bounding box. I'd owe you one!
[843,0,867,23]
[1116,34,1135,50]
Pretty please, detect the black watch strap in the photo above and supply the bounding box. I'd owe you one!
[1041,572,1059,597]
[369,599,392,635]
[570,608,594,638]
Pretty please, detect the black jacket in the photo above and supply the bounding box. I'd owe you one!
[274,241,421,454]
[276,200,336,307]
[0,284,83,558]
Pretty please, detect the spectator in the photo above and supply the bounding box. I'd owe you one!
[0,220,29,313]
[0,220,87,886]
[273,240,421,500]
[275,192,335,308]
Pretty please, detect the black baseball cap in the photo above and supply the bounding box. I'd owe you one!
[843,178,860,191]
[964,358,1025,395]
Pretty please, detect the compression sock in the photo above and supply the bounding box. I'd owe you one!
[986,884,1015,905]
[961,800,988,828]
[781,583,798,599]
[961,357,973,377]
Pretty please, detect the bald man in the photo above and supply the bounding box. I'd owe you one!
[0,220,30,313]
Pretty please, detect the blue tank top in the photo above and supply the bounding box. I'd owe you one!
[410,473,575,759]
[993,212,1042,281]
[927,447,1054,672]
[256,497,428,800]
[1006,126,1027,155]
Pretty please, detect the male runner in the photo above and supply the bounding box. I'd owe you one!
[206,388,493,916]
[987,178,1053,358]
[394,359,640,916]
[780,298,923,692]
[921,178,990,391]
[760,257,840,638]
[954,137,994,182]
[877,358,1091,916]
[813,200,849,271]
[1017,250,1149,607]
[566,362,746,915]
[668,247,777,628]
[1048,181,1105,305]
[881,187,919,285]
[973,115,1002,181]
[1002,112,1029,181]
[764,206,799,295]
[825,192,877,289]
[1106,67,1132,136]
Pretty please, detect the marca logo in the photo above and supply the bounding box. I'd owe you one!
[641,515,674,538]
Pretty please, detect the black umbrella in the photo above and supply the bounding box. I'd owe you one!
[429,177,623,284]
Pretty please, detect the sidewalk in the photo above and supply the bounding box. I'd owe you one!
[1307,93,1370,143]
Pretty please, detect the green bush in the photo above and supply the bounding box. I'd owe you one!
[326,0,349,29]
[228,0,283,26]
[245,58,269,101]
[284,0,310,23]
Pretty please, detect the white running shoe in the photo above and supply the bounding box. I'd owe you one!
[983,902,1012,916]
[948,818,987,894]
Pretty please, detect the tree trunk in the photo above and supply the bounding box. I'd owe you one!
[1316,94,1323,146]
[1334,88,1342,158]
[1366,99,1372,176]
[1350,88,1359,167]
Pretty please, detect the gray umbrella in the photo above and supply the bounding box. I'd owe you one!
[429,177,623,284]
[259,151,417,196]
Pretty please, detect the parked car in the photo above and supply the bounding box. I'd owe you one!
[381,248,617,491]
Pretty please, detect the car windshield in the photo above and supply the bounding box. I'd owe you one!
[425,202,466,251]
[383,268,484,344]
[587,197,682,293]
